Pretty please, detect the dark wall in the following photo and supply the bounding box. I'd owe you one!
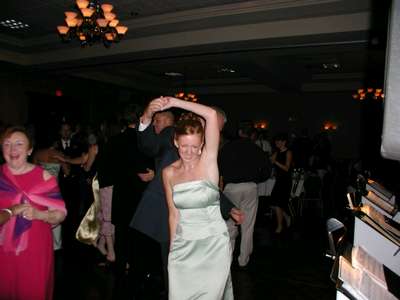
[0,73,364,160]
[201,92,362,160]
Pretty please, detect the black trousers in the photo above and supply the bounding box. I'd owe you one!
[113,225,161,299]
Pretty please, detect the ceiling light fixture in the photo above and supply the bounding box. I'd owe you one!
[174,92,198,102]
[0,19,30,29]
[165,72,184,77]
[57,0,128,47]
[322,62,340,70]
[352,88,384,101]
[218,67,236,73]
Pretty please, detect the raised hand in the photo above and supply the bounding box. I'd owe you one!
[142,97,170,124]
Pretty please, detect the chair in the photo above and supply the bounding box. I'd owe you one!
[299,172,323,217]
[288,168,305,216]
[326,218,348,283]
[326,218,346,260]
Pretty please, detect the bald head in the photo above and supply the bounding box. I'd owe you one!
[153,111,175,134]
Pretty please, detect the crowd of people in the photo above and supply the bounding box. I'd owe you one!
[0,96,340,300]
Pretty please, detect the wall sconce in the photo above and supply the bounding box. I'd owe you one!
[254,120,269,130]
[323,121,338,131]
[352,88,384,101]
[174,92,198,102]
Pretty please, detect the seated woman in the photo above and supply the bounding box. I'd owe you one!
[0,126,67,300]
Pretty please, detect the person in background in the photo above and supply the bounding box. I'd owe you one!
[270,133,293,233]
[219,122,270,268]
[0,126,66,300]
[54,122,85,250]
[104,105,155,300]
[33,136,67,253]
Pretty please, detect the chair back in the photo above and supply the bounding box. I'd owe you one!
[326,218,346,259]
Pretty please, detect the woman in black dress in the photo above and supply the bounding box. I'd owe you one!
[270,133,293,233]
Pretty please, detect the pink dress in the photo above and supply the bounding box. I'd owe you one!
[0,166,58,300]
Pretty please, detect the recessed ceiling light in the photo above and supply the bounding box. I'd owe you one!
[1,19,30,30]
[322,62,340,70]
[218,67,236,73]
[165,72,184,77]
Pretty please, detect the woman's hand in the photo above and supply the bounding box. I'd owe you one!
[19,204,43,221]
[9,203,30,216]
[270,153,277,164]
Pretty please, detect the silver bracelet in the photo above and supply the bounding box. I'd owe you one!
[1,208,13,217]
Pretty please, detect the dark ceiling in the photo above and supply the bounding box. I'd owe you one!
[0,0,390,95]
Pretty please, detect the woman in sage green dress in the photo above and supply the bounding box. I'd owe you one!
[160,96,233,300]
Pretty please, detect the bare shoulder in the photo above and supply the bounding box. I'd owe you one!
[164,159,180,173]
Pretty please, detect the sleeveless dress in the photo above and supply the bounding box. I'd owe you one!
[0,166,56,300]
[271,149,292,211]
[39,163,63,250]
[168,180,234,300]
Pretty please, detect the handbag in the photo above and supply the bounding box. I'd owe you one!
[75,175,101,245]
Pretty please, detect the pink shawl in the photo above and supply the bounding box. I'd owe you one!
[0,165,66,254]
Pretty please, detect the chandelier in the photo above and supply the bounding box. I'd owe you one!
[352,88,384,101]
[175,92,199,102]
[57,0,128,47]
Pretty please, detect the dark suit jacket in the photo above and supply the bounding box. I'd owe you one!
[101,128,151,226]
[54,137,85,179]
[130,125,176,243]
[131,124,235,243]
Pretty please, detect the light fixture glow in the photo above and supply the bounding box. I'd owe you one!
[0,19,30,30]
[353,87,384,101]
[175,92,199,102]
[57,0,128,47]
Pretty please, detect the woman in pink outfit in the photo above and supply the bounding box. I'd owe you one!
[0,126,66,300]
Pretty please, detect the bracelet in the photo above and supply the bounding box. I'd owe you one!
[1,208,13,217]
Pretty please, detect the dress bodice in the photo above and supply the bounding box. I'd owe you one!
[173,180,227,240]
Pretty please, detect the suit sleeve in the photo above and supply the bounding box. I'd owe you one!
[137,124,161,157]
[219,191,235,220]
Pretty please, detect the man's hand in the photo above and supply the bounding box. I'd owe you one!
[137,168,155,182]
[230,207,244,224]
[141,97,169,125]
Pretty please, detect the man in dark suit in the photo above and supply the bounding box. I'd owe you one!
[100,105,155,300]
[54,121,85,250]
[130,99,244,295]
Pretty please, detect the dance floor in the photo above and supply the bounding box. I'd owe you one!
[54,204,336,300]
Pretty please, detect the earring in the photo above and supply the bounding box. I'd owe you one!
[198,149,202,155]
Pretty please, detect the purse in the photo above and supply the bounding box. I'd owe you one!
[75,175,101,245]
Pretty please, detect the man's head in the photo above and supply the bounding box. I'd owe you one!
[153,111,175,134]
[122,104,141,127]
[60,123,72,140]
[238,121,253,138]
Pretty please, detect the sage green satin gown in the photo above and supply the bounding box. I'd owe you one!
[169,180,234,300]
